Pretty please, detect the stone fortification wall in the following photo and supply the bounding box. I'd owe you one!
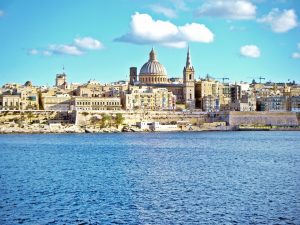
[1,110,298,128]
[0,110,76,124]
[228,111,298,126]
[75,110,208,126]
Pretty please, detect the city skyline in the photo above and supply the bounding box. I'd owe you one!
[0,0,300,86]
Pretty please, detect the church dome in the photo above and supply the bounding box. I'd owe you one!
[139,48,168,84]
[140,61,167,76]
[24,81,32,87]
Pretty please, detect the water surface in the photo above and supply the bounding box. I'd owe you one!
[0,132,300,224]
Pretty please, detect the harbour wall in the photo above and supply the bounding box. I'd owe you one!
[0,110,76,124]
[0,110,298,127]
[228,111,298,126]
[75,110,208,126]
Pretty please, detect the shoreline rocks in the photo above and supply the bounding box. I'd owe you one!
[0,123,299,134]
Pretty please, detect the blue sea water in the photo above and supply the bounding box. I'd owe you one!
[0,131,300,225]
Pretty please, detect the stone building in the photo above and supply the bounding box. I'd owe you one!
[230,83,256,111]
[76,80,103,97]
[41,93,71,110]
[257,96,288,111]
[124,86,176,111]
[0,82,39,110]
[17,85,39,110]
[289,96,300,112]
[201,95,220,112]
[73,97,121,111]
[129,47,195,109]
[56,73,67,89]
[195,75,224,111]
[0,93,21,110]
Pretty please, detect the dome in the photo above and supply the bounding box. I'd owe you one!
[24,81,32,87]
[140,48,167,76]
[139,48,168,84]
[140,61,167,76]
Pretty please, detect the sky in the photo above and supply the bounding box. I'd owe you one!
[0,0,299,86]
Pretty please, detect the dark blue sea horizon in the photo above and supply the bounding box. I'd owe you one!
[1,131,300,224]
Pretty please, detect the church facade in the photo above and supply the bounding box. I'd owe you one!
[129,48,196,109]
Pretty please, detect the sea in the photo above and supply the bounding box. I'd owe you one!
[0,131,300,225]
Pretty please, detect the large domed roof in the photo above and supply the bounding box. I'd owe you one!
[139,48,167,76]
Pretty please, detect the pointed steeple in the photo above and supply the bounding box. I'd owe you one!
[149,47,157,61]
[186,46,192,68]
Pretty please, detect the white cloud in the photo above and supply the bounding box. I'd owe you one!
[195,0,256,20]
[240,45,261,58]
[28,49,39,55]
[116,12,214,48]
[49,44,84,56]
[0,10,4,17]
[258,8,298,33]
[29,37,103,56]
[290,43,300,59]
[150,5,177,18]
[162,41,187,48]
[74,37,103,50]
[178,23,214,42]
[42,50,52,56]
[229,25,246,32]
[292,52,300,59]
[170,0,188,11]
[28,49,53,56]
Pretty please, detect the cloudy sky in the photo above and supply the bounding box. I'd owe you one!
[0,0,299,85]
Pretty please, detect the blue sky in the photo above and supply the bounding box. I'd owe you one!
[0,0,299,85]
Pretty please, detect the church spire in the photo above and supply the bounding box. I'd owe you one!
[186,46,192,68]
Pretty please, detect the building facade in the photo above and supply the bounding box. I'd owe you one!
[129,47,195,109]
[124,86,176,110]
[73,97,122,111]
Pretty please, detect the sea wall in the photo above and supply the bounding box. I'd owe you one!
[228,111,298,126]
[0,110,298,130]
[0,110,76,124]
[75,110,208,126]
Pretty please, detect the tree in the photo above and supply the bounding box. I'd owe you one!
[27,112,34,123]
[90,116,100,128]
[101,113,111,128]
[115,113,124,127]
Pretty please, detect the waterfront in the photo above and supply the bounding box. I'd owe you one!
[0,132,300,224]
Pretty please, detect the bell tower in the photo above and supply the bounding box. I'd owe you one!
[183,47,195,109]
[129,67,137,85]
